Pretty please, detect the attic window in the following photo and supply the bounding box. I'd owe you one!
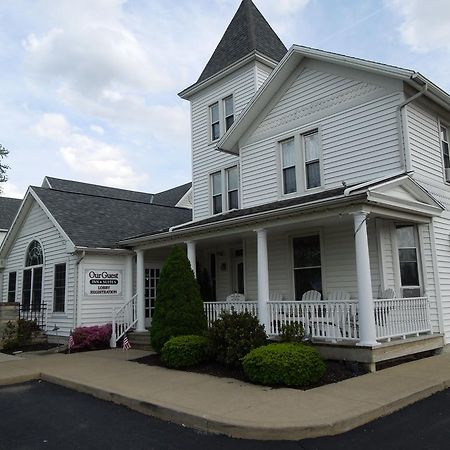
[209,95,234,142]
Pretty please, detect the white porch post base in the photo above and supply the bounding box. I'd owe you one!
[256,229,270,332]
[186,240,197,278]
[353,212,378,347]
[136,249,146,332]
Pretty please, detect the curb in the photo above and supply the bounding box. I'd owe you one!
[36,372,449,440]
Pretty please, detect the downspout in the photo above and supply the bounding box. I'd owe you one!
[73,250,86,330]
[398,79,428,173]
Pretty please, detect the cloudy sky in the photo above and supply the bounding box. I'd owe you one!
[0,0,449,198]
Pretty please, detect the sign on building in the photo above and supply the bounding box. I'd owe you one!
[84,269,122,296]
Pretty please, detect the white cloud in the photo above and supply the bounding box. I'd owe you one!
[32,113,147,190]
[1,182,24,199]
[388,0,450,53]
[259,0,310,15]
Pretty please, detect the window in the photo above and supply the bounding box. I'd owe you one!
[293,235,322,300]
[210,102,220,141]
[224,96,234,131]
[7,272,16,302]
[303,131,321,189]
[281,138,296,194]
[396,226,421,297]
[209,95,234,141]
[210,166,239,214]
[226,166,239,210]
[441,125,450,181]
[22,240,44,311]
[211,171,222,214]
[53,263,66,313]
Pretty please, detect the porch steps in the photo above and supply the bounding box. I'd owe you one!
[127,331,152,351]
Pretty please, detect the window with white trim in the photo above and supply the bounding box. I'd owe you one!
[7,272,16,302]
[209,95,234,141]
[396,225,421,297]
[441,125,450,182]
[293,235,322,300]
[281,138,296,194]
[53,263,66,313]
[210,165,239,214]
[303,130,321,189]
[22,240,44,311]
[279,129,322,196]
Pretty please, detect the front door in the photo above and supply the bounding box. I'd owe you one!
[144,266,160,328]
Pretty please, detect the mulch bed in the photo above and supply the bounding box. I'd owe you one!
[132,353,366,390]
[4,343,61,355]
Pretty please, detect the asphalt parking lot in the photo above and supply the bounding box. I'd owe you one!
[0,381,449,449]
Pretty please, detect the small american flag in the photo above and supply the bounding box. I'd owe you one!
[123,335,131,351]
[68,332,75,353]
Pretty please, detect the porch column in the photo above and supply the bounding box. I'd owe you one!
[353,212,378,346]
[256,228,270,331]
[136,249,146,332]
[125,254,134,302]
[186,240,197,278]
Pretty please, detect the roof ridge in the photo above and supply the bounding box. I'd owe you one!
[31,186,191,210]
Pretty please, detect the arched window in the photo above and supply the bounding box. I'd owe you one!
[22,240,44,311]
[26,240,43,267]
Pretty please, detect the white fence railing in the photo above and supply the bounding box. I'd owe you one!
[204,301,258,327]
[268,300,359,341]
[110,294,138,348]
[373,297,431,341]
[204,297,431,344]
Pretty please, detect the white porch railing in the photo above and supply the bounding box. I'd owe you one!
[268,300,359,341]
[204,301,258,327]
[204,297,431,344]
[373,297,431,341]
[110,294,138,348]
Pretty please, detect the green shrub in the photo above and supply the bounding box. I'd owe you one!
[161,335,209,368]
[150,246,208,352]
[1,319,41,352]
[242,343,326,387]
[208,310,267,367]
[279,322,305,343]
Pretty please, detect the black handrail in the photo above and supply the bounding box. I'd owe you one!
[18,303,46,330]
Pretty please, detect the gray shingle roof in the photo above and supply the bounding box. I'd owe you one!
[153,182,191,207]
[45,177,153,203]
[0,196,22,230]
[32,187,192,248]
[196,0,287,84]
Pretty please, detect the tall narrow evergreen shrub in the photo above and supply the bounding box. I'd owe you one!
[150,246,207,352]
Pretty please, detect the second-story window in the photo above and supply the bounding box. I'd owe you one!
[210,165,239,214]
[210,102,220,141]
[224,96,234,131]
[304,130,321,189]
[226,166,239,210]
[211,171,222,214]
[441,125,450,182]
[209,95,234,142]
[281,138,296,194]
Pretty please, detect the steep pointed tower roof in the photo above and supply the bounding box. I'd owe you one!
[197,0,287,84]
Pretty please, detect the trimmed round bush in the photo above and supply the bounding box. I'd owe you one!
[161,335,209,369]
[242,343,326,387]
[208,310,267,368]
[150,246,207,352]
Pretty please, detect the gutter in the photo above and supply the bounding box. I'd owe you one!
[398,77,428,172]
[121,192,367,247]
[73,246,135,255]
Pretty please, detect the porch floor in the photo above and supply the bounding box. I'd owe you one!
[313,333,445,372]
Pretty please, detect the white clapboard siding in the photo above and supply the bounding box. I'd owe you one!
[256,61,272,89]
[241,92,403,208]
[406,100,450,339]
[1,201,76,337]
[191,63,262,220]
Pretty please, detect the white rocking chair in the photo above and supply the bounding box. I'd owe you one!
[225,293,245,302]
[301,290,322,301]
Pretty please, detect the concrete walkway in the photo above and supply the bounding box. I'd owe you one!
[1,349,449,440]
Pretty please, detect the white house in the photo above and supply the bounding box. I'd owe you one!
[116,0,450,368]
[0,177,191,338]
[2,0,450,370]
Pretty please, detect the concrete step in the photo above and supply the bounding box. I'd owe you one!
[127,331,152,351]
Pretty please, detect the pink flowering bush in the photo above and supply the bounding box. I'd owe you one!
[71,323,112,352]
